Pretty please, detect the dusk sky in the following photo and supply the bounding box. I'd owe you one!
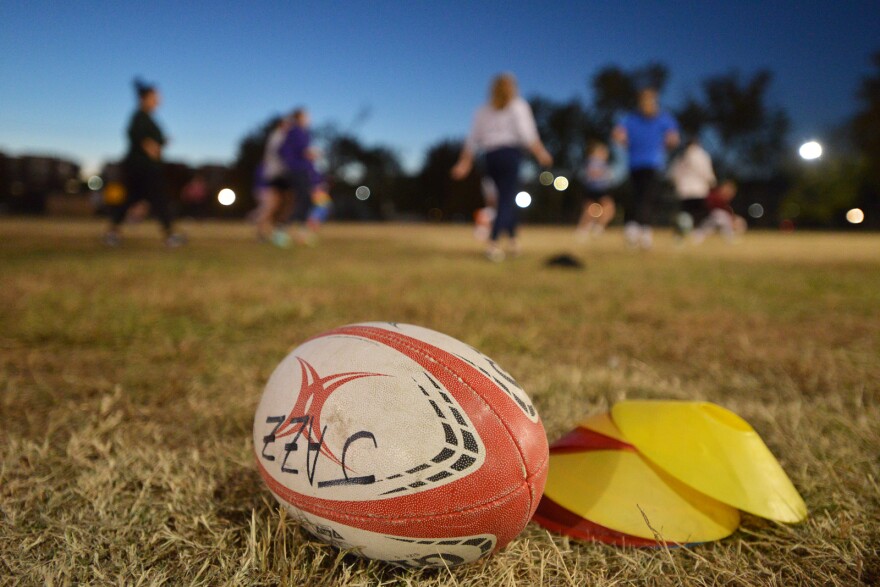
[1,1,878,175]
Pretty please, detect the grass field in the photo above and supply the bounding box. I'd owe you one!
[1,218,878,586]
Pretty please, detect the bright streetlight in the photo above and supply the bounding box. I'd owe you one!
[515,191,532,208]
[798,140,822,160]
[218,188,236,206]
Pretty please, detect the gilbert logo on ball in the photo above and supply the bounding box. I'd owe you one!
[253,323,549,568]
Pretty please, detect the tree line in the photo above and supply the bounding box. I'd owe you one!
[223,57,878,229]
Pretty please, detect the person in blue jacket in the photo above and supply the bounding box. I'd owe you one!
[615,88,679,249]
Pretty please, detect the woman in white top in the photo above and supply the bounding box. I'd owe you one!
[668,137,716,233]
[452,73,552,261]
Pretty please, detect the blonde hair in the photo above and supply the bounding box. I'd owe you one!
[490,73,518,110]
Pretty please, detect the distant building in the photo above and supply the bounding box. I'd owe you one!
[0,152,81,214]
[1,151,234,217]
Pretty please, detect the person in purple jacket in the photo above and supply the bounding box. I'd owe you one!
[279,108,319,228]
[614,88,680,249]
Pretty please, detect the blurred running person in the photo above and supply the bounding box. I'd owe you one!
[692,180,745,242]
[304,176,333,244]
[452,73,553,261]
[280,108,320,240]
[255,115,294,247]
[474,176,498,242]
[576,127,627,241]
[668,136,715,236]
[104,79,185,247]
[615,88,679,249]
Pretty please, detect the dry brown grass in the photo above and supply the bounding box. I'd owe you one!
[1,218,878,586]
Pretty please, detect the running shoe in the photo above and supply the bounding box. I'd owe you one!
[165,233,187,248]
[102,232,121,247]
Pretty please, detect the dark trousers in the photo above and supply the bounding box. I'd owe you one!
[628,168,661,226]
[112,164,173,232]
[485,147,523,241]
[680,197,708,225]
[286,170,313,224]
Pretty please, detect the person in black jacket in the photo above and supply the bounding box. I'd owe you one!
[104,79,184,247]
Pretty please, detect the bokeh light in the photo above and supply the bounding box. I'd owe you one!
[355,185,371,200]
[104,183,125,205]
[539,171,554,186]
[217,188,236,206]
[515,191,532,208]
[87,175,103,191]
[846,208,864,224]
[553,176,569,191]
[588,202,603,218]
[798,140,822,160]
[748,203,764,219]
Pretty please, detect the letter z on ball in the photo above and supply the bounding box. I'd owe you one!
[253,323,549,568]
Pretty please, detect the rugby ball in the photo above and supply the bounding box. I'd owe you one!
[253,322,549,568]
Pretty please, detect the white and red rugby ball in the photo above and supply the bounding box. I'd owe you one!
[253,322,549,568]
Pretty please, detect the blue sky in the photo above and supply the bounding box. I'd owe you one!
[1,1,877,174]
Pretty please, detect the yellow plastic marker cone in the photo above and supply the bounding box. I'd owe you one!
[545,448,740,542]
[611,401,807,523]
[578,411,630,443]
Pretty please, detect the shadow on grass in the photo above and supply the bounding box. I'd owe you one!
[214,465,265,527]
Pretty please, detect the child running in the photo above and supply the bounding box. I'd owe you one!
[576,128,627,241]
[692,180,746,242]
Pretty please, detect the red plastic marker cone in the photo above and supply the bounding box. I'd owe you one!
[534,494,676,547]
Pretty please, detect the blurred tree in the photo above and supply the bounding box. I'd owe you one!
[529,96,590,171]
[777,54,880,229]
[418,139,481,221]
[529,96,592,219]
[852,51,880,188]
[590,62,669,133]
[781,157,865,226]
[848,50,880,228]
[316,123,403,219]
[674,97,710,138]
[698,70,789,178]
[0,151,10,212]
[228,116,278,212]
[359,145,403,218]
